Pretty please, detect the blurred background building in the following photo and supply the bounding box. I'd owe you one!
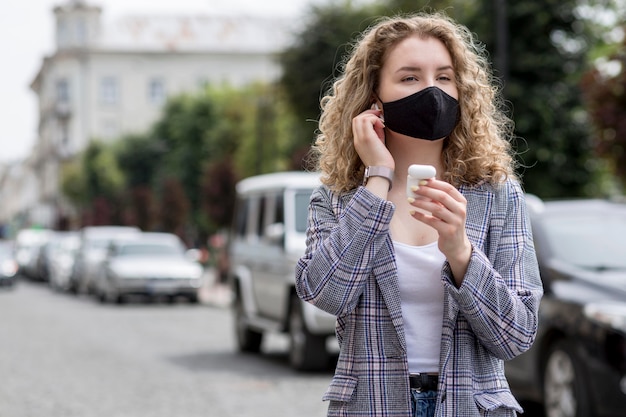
[0,0,293,233]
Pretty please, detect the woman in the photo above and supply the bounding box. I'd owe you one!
[295,12,543,417]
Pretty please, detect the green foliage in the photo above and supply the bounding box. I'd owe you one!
[152,94,215,217]
[335,0,617,197]
[115,133,167,188]
[159,178,190,236]
[61,0,625,237]
[400,0,626,197]
[202,158,239,232]
[478,0,602,198]
[60,158,87,206]
[278,2,385,152]
[81,141,125,201]
[60,81,302,239]
[204,83,292,178]
[581,35,626,189]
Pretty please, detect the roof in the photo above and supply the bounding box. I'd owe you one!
[100,14,295,53]
[526,195,626,218]
[236,171,321,194]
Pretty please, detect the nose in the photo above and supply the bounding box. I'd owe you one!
[424,77,436,88]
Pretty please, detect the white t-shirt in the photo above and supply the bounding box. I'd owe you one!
[393,240,446,373]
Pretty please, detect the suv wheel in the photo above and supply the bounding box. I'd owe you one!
[289,296,328,371]
[233,292,263,352]
[543,339,591,417]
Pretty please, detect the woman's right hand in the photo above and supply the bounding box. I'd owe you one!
[352,107,394,170]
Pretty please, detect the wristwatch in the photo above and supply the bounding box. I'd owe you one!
[363,166,394,190]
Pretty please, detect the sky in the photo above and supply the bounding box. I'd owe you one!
[0,0,323,163]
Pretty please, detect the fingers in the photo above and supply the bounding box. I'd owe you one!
[412,178,465,204]
[408,179,467,225]
[352,110,385,141]
[352,109,391,168]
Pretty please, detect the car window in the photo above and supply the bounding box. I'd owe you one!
[256,195,266,238]
[233,197,249,238]
[88,239,111,250]
[542,211,626,270]
[295,189,314,233]
[118,243,182,257]
[0,244,13,259]
[267,192,284,227]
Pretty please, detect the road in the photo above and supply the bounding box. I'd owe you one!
[0,279,334,417]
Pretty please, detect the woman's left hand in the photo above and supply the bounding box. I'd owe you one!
[409,179,472,286]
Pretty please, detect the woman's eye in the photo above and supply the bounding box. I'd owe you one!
[402,76,418,82]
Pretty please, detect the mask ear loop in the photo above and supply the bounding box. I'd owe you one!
[371,93,384,121]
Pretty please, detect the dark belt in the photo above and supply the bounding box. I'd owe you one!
[409,373,439,392]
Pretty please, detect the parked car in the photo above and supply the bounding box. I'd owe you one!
[228,171,337,371]
[14,228,53,279]
[47,231,80,292]
[36,231,77,282]
[0,240,18,288]
[70,226,141,294]
[505,196,626,417]
[94,232,203,304]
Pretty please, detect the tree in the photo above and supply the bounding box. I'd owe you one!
[61,141,125,226]
[279,2,385,161]
[387,0,609,197]
[159,178,190,239]
[201,158,239,234]
[486,0,602,198]
[114,134,167,230]
[115,133,167,188]
[61,82,300,237]
[152,94,215,223]
[581,34,626,188]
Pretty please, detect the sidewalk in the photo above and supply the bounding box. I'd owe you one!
[198,267,233,308]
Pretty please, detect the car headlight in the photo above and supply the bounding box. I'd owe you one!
[584,302,626,333]
[1,260,17,276]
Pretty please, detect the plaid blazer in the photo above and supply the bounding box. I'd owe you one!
[295,179,543,417]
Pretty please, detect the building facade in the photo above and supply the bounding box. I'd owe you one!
[19,0,294,230]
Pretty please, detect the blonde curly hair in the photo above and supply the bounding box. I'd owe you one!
[312,12,517,192]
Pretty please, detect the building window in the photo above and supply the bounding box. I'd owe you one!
[58,20,69,47]
[100,76,119,105]
[56,79,70,103]
[76,19,87,45]
[148,78,166,105]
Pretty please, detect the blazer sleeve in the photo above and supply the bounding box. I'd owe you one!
[295,185,395,317]
[443,180,543,361]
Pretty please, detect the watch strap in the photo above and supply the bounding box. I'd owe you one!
[363,166,394,190]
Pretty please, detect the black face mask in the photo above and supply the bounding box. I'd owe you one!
[380,86,460,140]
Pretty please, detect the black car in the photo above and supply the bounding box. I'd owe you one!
[506,196,626,417]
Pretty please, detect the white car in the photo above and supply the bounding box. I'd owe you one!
[47,231,80,292]
[70,226,141,294]
[228,171,337,371]
[14,229,53,280]
[95,232,203,304]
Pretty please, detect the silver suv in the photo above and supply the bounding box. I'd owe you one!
[228,171,336,371]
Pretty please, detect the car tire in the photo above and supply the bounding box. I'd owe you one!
[289,296,328,371]
[96,289,107,303]
[233,292,263,353]
[543,339,593,417]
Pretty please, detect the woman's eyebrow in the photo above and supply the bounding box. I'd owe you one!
[395,65,454,73]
